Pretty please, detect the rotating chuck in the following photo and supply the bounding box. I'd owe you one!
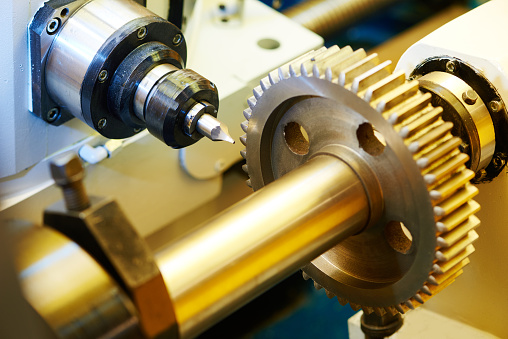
[29,0,233,149]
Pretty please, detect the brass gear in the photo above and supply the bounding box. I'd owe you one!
[240,46,480,316]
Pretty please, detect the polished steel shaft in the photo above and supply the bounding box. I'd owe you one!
[156,155,369,338]
[15,155,370,338]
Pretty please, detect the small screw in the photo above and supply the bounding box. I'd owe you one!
[98,70,108,83]
[47,108,60,122]
[98,118,107,129]
[489,100,502,112]
[173,34,183,46]
[462,89,478,105]
[137,26,147,39]
[445,60,457,73]
[475,169,487,181]
[493,155,505,169]
[46,18,60,34]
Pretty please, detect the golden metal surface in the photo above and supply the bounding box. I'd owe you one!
[156,155,369,338]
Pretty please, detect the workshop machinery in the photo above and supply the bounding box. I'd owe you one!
[2,0,508,338]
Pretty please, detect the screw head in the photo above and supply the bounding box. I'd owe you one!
[489,100,502,112]
[98,118,107,129]
[173,33,183,46]
[47,107,60,122]
[137,26,147,39]
[46,18,60,35]
[445,60,457,73]
[462,89,478,105]
[50,152,85,186]
[98,70,108,83]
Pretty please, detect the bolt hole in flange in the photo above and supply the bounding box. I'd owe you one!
[357,123,386,156]
[385,221,413,254]
[284,122,309,155]
[257,38,281,50]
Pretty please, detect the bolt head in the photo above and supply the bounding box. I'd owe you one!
[173,34,182,45]
[445,61,457,73]
[462,89,478,105]
[50,153,85,186]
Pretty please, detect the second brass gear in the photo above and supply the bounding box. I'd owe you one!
[240,46,480,316]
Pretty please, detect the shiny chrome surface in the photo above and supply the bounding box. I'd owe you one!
[133,63,179,120]
[419,71,496,173]
[45,0,155,121]
[195,113,235,143]
[157,155,369,338]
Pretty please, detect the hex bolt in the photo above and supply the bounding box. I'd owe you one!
[50,153,90,211]
[462,89,478,105]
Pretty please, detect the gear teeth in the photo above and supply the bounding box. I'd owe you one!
[373,308,387,317]
[243,45,479,316]
[433,245,475,274]
[278,68,286,82]
[325,289,335,299]
[313,281,323,290]
[339,53,378,87]
[363,306,375,315]
[384,92,433,125]
[413,293,424,304]
[363,70,405,103]
[289,64,297,77]
[242,164,249,174]
[241,121,249,133]
[394,304,405,314]
[243,108,252,120]
[433,184,478,217]
[253,87,262,100]
[268,72,276,85]
[240,149,247,160]
[416,137,462,169]
[436,200,480,233]
[436,230,479,261]
[423,153,468,185]
[302,271,310,280]
[408,121,454,154]
[300,63,308,77]
[349,303,361,311]
[247,97,256,109]
[337,297,348,306]
[429,170,475,203]
[240,134,247,146]
[312,64,320,78]
[420,285,432,296]
[325,67,333,81]
[437,215,480,248]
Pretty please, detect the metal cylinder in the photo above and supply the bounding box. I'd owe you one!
[45,0,155,121]
[156,155,370,338]
[283,0,398,37]
[14,154,369,338]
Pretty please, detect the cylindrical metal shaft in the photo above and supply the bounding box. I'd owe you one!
[156,155,370,338]
[14,155,370,338]
[284,0,398,37]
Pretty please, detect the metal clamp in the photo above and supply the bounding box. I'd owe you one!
[45,153,178,338]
